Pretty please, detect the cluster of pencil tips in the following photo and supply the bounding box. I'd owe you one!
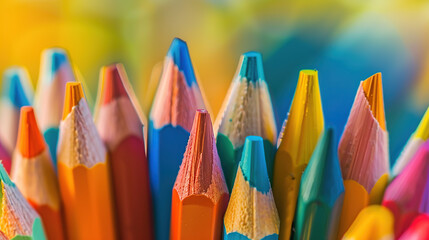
[0,37,427,240]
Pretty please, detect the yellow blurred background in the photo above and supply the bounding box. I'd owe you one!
[1,0,429,162]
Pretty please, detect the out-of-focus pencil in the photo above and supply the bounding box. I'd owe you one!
[342,206,394,240]
[398,214,429,240]
[11,106,65,240]
[148,38,206,240]
[170,109,229,240]
[392,107,429,176]
[382,140,429,238]
[95,63,153,239]
[272,70,324,240]
[35,48,76,169]
[215,51,277,191]
[0,67,33,158]
[57,82,117,240]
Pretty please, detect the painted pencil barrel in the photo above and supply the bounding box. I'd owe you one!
[58,161,117,240]
[148,124,190,240]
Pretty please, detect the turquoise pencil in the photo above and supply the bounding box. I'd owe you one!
[223,136,280,240]
[295,128,344,240]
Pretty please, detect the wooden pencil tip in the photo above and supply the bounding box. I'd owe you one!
[362,72,386,130]
[238,51,265,82]
[101,63,128,104]
[17,106,45,158]
[63,82,84,120]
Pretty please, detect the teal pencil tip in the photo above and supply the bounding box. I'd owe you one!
[2,67,32,108]
[166,38,196,86]
[0,161,13,186]
[301,127,344,205]
[238,51,265,82]
[239,136,271,193]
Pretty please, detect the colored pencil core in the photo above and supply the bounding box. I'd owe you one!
[17,107,46,158]
[63,82,84,120]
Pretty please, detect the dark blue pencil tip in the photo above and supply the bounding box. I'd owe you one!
[238,51,265,82]
[166,38,196,86]
[239,136,270,193]
[2,67,32,108]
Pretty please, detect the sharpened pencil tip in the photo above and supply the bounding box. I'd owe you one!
[63,82,84,120]
[362,72,386,130]
[240,136,270,193]
[238,52,265,82]
[101,63,128,104]
[166,38,196,86]
[17,106,45,158]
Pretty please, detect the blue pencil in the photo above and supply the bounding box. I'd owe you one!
[148,38,206,240]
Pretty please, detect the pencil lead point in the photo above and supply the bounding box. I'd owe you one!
[63,82,85,119]
[167,38,196,86]
[17,107,45,158]
[240,136,270,193]
[238,52,265,82]
[100,63,128,104]
[362,72,386,130]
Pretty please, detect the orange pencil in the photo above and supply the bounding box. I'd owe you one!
[11,107,65,240]
[95,63,153,239]
[0,162,47,239]
[57,82,117,240]
[170,109,229,240]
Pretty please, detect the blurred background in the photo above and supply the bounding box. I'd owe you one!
[1,0,429,166]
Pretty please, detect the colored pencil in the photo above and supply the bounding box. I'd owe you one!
[170,109,229,240]
[337,73,389,239]
[57,82,117,240]
[0,139,10,175]
[398,214,429,240]
[0,162,46,239]
[223,135,280,240]
[342,206,394,240]
[382,140,429,237]
[214,51,277,191]
[11,106,65,240]
[35,48,76,169]
[272,69,324,240]
[0,67,33,157]
[295,128,344,240]
[95,63,153,239]
[392,106,429,176]
[148,38,206,240]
